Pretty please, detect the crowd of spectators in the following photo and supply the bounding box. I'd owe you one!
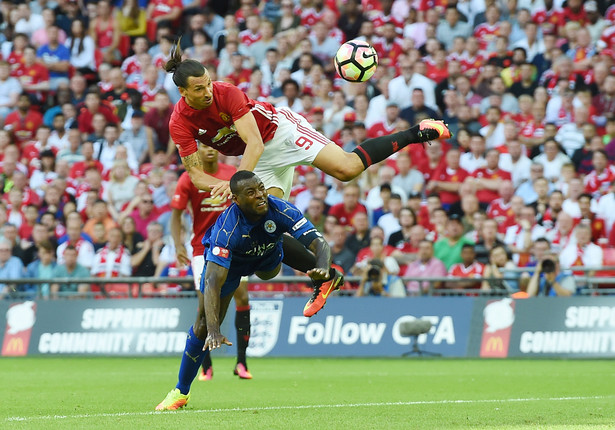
[2,0,615,299]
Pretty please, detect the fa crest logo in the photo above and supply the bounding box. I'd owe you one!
[247,301,283,357]
[264,220,276,233]
[219,112,231,122]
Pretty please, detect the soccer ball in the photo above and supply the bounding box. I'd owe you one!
[334,39,379,82]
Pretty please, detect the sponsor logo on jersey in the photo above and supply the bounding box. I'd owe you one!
[292,218,307,231]
[212,125,237,146]
[212,246,229,258]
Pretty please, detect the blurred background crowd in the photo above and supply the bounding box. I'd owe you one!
[1,0,615,298]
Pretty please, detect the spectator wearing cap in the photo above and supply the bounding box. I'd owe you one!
[331,112,358,147]
[400,89,440,126]
[434,213,475,270]
[388,55,437,112]
[367,102,401,139]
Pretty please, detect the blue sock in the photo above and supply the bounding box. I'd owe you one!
[176,326,209,395]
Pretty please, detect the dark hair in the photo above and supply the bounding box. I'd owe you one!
[281,78,300,91]
[230,170,258,195]
[461,243,475,252]
[164,39,206,88]
[534,237,550,247]
[578,193,593,201]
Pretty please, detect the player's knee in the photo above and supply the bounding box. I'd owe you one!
[330,163,360,182]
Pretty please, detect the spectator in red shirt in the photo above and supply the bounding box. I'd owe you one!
[76,90,119,137]
[224,53,252,86]
[4,93,44,145]
[69,142,104,180]
[576,193,607,244]
[14,46,50,102]
[328,183,367,229]
[447,244,485,290]
[144,90,174,159]
[471,149,512,206]
[146,0,183,41]
[427,148,469,210]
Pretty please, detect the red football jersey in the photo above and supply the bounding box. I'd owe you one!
[473,167,511,203]
[328,202,368,227]
[170,163,236,256]
[487,198,515,234]
[473,23,500,51]
[4,110,43,144]
[169,82,279,158]
[448,262,485,288]
[432,166,469,205]
[584,167,615,198]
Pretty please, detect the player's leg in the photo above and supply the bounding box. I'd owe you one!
[156,275,236,411]
[232,278,252,379]
[191,255,213,381]
[312,119,450,181]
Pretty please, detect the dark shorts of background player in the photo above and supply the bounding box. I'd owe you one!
[199,249,283,297]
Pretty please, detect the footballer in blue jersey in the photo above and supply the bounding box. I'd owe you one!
[156,171,344,411]
[200,191,325,297]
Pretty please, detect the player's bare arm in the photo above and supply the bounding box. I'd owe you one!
[181,152,222,193]
[170,209,190,266]
[203,262,232,351]
[306,236,332,281]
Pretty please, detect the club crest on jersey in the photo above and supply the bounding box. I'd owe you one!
[219,112,231,122]
[264,220,276,233]
[212,246,229,258]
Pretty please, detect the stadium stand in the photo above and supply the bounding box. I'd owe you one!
[2,0,615,299]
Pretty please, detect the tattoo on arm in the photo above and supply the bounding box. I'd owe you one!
[181,152,203,171]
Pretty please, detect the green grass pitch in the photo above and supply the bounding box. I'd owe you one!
[1,357,614,429]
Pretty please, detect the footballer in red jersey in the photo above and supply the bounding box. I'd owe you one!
[164,42,450,200]
[170,144,252,380]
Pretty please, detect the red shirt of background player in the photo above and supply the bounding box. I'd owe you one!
[170,163,236,256]
[473,167,511,204]
[169,81,278,158]
[4,109,43,144]
[328,202,368,228]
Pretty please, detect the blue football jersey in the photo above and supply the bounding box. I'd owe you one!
[202,195,321,276]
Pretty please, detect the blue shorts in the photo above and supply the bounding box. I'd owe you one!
[199,249,283,297]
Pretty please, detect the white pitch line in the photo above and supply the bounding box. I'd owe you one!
[5,395,613,423]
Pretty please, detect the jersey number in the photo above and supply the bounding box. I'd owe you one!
[295,136,313,150]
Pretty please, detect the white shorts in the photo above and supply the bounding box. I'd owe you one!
[192,255,249,291]
[255,107,330,199]
[191,255,205,291]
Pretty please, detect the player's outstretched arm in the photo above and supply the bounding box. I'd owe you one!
[203,262,232,350]
[305,236,333,281]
